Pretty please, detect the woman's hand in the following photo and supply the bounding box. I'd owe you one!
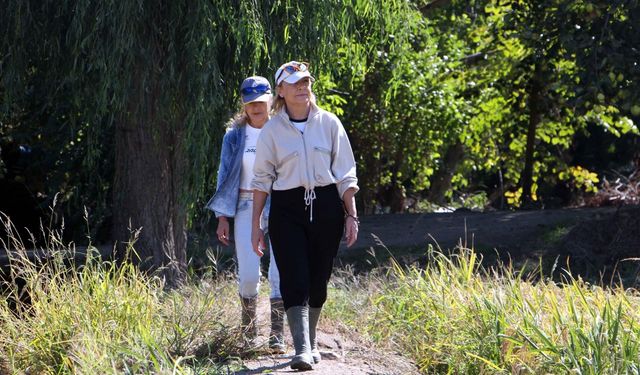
[216,217,230,246]
[251,190,269,257]
[342,187,359,248]
[345,215,359,247]
[252,226,266,257]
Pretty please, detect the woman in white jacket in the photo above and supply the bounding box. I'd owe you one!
[251,61,359,370]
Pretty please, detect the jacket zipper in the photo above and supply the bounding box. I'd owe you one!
[286,118,312,190]
[288,117,316,221]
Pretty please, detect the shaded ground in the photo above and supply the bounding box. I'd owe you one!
[547,205,640,283]
[342,205,621,256]
[338,205,640,276]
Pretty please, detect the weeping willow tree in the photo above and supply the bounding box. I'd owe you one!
[0,0,352,285]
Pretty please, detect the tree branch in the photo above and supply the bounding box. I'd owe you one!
[459,50,497,65]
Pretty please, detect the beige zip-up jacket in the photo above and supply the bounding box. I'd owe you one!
[251,103,359,200]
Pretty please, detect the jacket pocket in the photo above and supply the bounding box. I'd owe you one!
[313,146,336,184]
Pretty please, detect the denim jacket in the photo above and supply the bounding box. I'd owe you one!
[206,123,270,218]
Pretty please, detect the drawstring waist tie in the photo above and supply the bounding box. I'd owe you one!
[304,188,316,222]
[270,184,338,223]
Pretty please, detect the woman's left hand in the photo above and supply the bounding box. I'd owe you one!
[252,226,266,257]
[216,217,231,246]
[345,216,359,248]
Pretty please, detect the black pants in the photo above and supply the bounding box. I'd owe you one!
[269,184,345,310]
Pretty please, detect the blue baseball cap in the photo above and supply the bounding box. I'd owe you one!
[240,76,272,104]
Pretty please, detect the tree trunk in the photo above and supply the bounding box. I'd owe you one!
[427,141,465,205]
[521,64,543,207]
[112,82,187,287]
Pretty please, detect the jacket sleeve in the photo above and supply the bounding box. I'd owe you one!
[331,117,359,199]
[216,129,234,192]
[252,130,276,193]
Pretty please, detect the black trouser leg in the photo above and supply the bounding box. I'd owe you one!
[308,186,344,308]
[269,214,310,310]
[269,185,344,311]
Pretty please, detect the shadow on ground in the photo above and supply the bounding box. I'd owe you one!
[337,205,640,286]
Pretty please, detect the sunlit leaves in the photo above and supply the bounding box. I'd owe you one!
[559,165,599,193]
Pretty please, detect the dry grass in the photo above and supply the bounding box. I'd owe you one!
[327,244,640,374]
[0,216,244,374]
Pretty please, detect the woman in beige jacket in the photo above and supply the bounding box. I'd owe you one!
[250,61,359,370]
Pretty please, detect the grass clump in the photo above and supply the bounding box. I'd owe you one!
[0,219,242,374]
[364,246,640,374]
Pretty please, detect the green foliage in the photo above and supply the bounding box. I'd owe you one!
[416,0,638,204]
[313,0,470,211]
[314,0,638,210]
[559,165,600,193]
[1,0,639,245]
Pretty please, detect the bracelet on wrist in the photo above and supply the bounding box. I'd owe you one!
[345,214,360,224]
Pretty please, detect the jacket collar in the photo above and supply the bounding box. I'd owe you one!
[276,102,321,123]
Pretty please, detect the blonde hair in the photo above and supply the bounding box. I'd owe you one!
[271,90,286,113]
[272,84,317,114]
[225,108,248,129]
[226,97,273,128]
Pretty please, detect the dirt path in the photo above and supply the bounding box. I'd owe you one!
[233,296,419,375]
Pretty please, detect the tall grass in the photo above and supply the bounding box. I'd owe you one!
[5,210,640,374]
[345,246,640,374]
[0,217,242,374]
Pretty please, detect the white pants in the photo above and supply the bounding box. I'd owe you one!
[235,193,281,299]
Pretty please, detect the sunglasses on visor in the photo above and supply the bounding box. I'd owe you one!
[241,84,271,96]
[275,62,309,83]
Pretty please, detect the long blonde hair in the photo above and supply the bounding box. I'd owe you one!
[226,97,273,128]
[225,107,248,129]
